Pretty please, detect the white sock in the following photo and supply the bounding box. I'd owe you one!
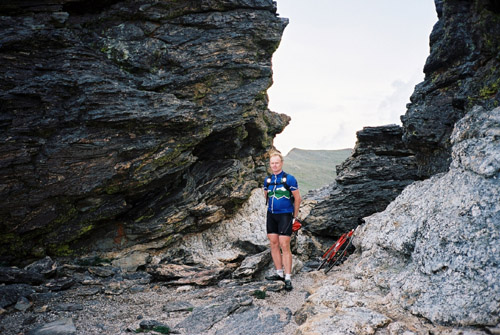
[285,274,291,281]
[277,269,284,277]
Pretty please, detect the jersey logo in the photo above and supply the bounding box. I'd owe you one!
[265,172,295,207]
[268,187,291,200]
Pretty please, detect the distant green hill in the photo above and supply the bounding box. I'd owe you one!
[283,148,353,194]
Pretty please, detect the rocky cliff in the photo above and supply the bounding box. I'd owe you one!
[303,125,420,237]
[296,105,500,334]
[1,0,499,334]
[402,0,500,176]
[0,0,289,264]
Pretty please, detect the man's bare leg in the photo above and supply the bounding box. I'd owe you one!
[279,235,292,275]
[268,233,283,271]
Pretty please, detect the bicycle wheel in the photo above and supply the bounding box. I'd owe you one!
[323,252,343,274]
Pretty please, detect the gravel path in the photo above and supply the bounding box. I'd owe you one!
[0,271,321,335]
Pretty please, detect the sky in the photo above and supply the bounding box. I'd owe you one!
[268,0,439,155]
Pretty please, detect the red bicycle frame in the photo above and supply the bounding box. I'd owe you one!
[317,229,354,272]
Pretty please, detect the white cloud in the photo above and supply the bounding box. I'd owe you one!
[376,77,421,125]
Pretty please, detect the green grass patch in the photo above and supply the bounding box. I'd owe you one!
[252,290,266,299]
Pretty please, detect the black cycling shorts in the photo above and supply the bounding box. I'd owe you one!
[266,212,293,236]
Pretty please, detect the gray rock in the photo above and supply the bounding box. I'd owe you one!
[51,12,69,24]
[111,252,150,273]
[87,266,116,278]
[297,2,500,332]
[103,281,126,295]
[163,301,194,313]
[262,280,286,292]
[75,287,101,296]
[215,306,292,335]
[299,305,391,335]
[356,107,500,327]
[232,250,271,279]
[147,263,229,286]
[450,106,500,177]
[27,318,76,335]
[304,125,419,238]
[122,271,152,285]
[401,0,500,176]
[303,0,500,249]
[44,277,75,291]
[0,284,35,308]
[24,257,57,278]
[175,300,241,334]
[52,303,84,312]
[14,296,32,312]
[160,188,269,271]
[298,106,500,333]
[0,266,45,285]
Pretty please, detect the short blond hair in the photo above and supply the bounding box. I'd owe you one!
[269,150,283,162]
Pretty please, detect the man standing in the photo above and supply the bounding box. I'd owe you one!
[263,151,302,291]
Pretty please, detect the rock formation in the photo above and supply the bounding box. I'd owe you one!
[296,105,500,334]
[0,253,312,334]
[303,125,420,237]
[402,0,500,176]
[1,0,499,334]
[0,0,289,264]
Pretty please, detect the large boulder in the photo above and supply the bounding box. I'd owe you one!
[297,106,500,333]
[357,106,500,326]
[0,0,288,264]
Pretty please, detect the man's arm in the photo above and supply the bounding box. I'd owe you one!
[292,189,301,218]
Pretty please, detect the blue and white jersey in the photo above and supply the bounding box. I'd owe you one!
[263,171,298,214]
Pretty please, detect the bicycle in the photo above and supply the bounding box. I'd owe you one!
[316,229,354,274]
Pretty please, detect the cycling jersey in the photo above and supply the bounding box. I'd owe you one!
[263,171,298,214]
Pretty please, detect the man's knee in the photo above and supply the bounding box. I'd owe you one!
[270,241,280,249]
[268,235,279,246]
[279,238,291,252]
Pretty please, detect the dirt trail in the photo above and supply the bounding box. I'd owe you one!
[0,270,323,335]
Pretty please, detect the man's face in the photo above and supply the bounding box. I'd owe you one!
[270,155,283,174]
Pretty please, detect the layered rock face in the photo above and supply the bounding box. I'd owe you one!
[0,0,289,264]
[402,0,500,176]
[297,106,500,333]
[304,125,420,237]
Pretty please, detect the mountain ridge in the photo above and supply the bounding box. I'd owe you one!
[283,147,352,193]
